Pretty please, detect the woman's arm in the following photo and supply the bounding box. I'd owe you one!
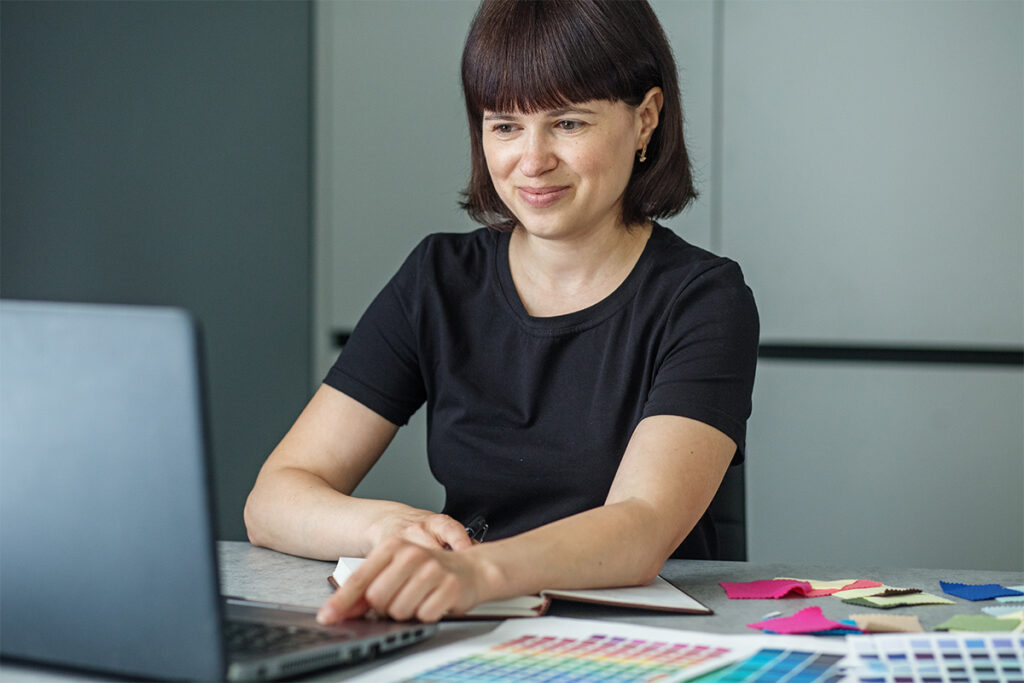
[316,413,735,622]
[243,385,473,560]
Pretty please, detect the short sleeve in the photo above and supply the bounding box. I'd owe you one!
[641,260,759,462]
[323,247,427,426]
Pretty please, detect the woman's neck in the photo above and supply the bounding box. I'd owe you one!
[507,221,653,317]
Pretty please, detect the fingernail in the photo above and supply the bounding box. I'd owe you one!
[316,604,337,625]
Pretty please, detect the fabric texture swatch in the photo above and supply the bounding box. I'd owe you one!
[748,606,860,635]
[996,585,1024,603]
[982,605,1024,619]
[774,577,882,597]
[935,614,1023,632]
[940,581,1024,601]
[833,585,920,601]
[720,579,814,599]
[850,613,924,633]
[841,592,954,609]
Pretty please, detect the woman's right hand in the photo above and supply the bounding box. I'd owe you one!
[367,508,474,552]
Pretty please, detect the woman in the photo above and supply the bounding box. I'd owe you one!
[245,0,758,625]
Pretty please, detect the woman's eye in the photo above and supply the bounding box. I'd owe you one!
[493,123,517,135]
[557,120,583,131]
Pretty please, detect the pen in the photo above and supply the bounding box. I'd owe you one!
[464,514,488,542]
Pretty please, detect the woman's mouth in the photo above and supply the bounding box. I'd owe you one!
[517,185,570,209]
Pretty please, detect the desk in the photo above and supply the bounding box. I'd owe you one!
[5,541,1023,681]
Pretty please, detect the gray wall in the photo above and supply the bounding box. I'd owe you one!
[1,0,312,541]
[316,0,1023,570]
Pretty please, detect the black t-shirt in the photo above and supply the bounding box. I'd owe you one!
[325,225,759,559]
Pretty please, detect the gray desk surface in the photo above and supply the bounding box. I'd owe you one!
[217,541,1024,681]
[6,541,1023,682]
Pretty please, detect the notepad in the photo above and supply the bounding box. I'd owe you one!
[328,557,711,619]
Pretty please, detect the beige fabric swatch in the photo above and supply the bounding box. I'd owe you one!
[851,613,924,633]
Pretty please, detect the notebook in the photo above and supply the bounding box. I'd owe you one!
[0,299,436,681]
[330,558,712,618]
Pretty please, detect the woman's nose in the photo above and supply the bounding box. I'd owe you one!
[518,132,557,177]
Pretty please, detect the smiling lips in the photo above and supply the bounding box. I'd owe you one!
[517,185,570,209]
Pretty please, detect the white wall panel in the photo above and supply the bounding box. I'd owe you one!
[315,0,480,378]
[747,361,1023,570]
[720,1,1023,346]
[650,0,717,252]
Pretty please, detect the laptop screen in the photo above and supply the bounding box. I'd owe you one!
[1,300,226,679]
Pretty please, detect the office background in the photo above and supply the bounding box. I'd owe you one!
[2,1,1021,571]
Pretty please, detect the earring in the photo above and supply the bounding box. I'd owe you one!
[638,144,648,163]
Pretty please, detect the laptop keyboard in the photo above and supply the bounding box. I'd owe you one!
[225,620,347,656]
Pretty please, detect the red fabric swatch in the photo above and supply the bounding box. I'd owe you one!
[720,579,815,599]
[748,606,860,635]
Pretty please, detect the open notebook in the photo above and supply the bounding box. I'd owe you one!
[329,557,712,619]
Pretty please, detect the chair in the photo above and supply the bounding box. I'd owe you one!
[708,464,747,561]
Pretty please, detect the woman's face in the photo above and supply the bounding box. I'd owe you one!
[481,91,660,241]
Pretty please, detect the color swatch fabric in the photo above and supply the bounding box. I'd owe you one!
[720,580,814,599]
[935,615,1023,632]
[997,585,1024,603]
[774,578,882,597]
[850,613,924,634]
[832,585,920,601]
[748,607,860,635]
[842,592,954,609]
[940,581,1024,602]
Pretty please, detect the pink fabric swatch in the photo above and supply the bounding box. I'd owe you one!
[748,606,859,635]
[720,579,815,599]
[805,579,883,597]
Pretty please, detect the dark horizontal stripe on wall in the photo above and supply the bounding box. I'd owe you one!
[759,343,1024,366]
[336,330,1023,366]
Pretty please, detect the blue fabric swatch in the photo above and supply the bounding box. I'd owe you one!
[940,581,1024,601]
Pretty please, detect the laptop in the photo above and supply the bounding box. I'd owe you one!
[0,299,436,681]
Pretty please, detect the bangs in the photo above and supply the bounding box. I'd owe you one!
[462,0,648,115]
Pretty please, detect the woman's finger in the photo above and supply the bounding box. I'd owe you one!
[415,574,462,623]
[317,543,398,624]
[399,523,448,549]
[394,514,470,551]
[428,515,474,550]
[382,559,446,621]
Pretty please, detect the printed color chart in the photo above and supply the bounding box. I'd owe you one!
[406,632,732,682]
[347,618,758,683]
[689,648,844,683]
[846,634,1024,683]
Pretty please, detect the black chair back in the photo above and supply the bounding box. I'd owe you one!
[708,465,747,561]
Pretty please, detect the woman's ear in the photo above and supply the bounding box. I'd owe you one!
[637,87,664,146]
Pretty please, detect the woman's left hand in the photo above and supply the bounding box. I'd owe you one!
[316,537,489,624]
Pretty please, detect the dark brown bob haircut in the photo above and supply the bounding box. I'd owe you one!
[460,0,697,231]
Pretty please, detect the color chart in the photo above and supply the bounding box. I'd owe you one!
[405,632,735,682]
[348,618,759,683]
[845,633,1024,683]
[689,648,844,683]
